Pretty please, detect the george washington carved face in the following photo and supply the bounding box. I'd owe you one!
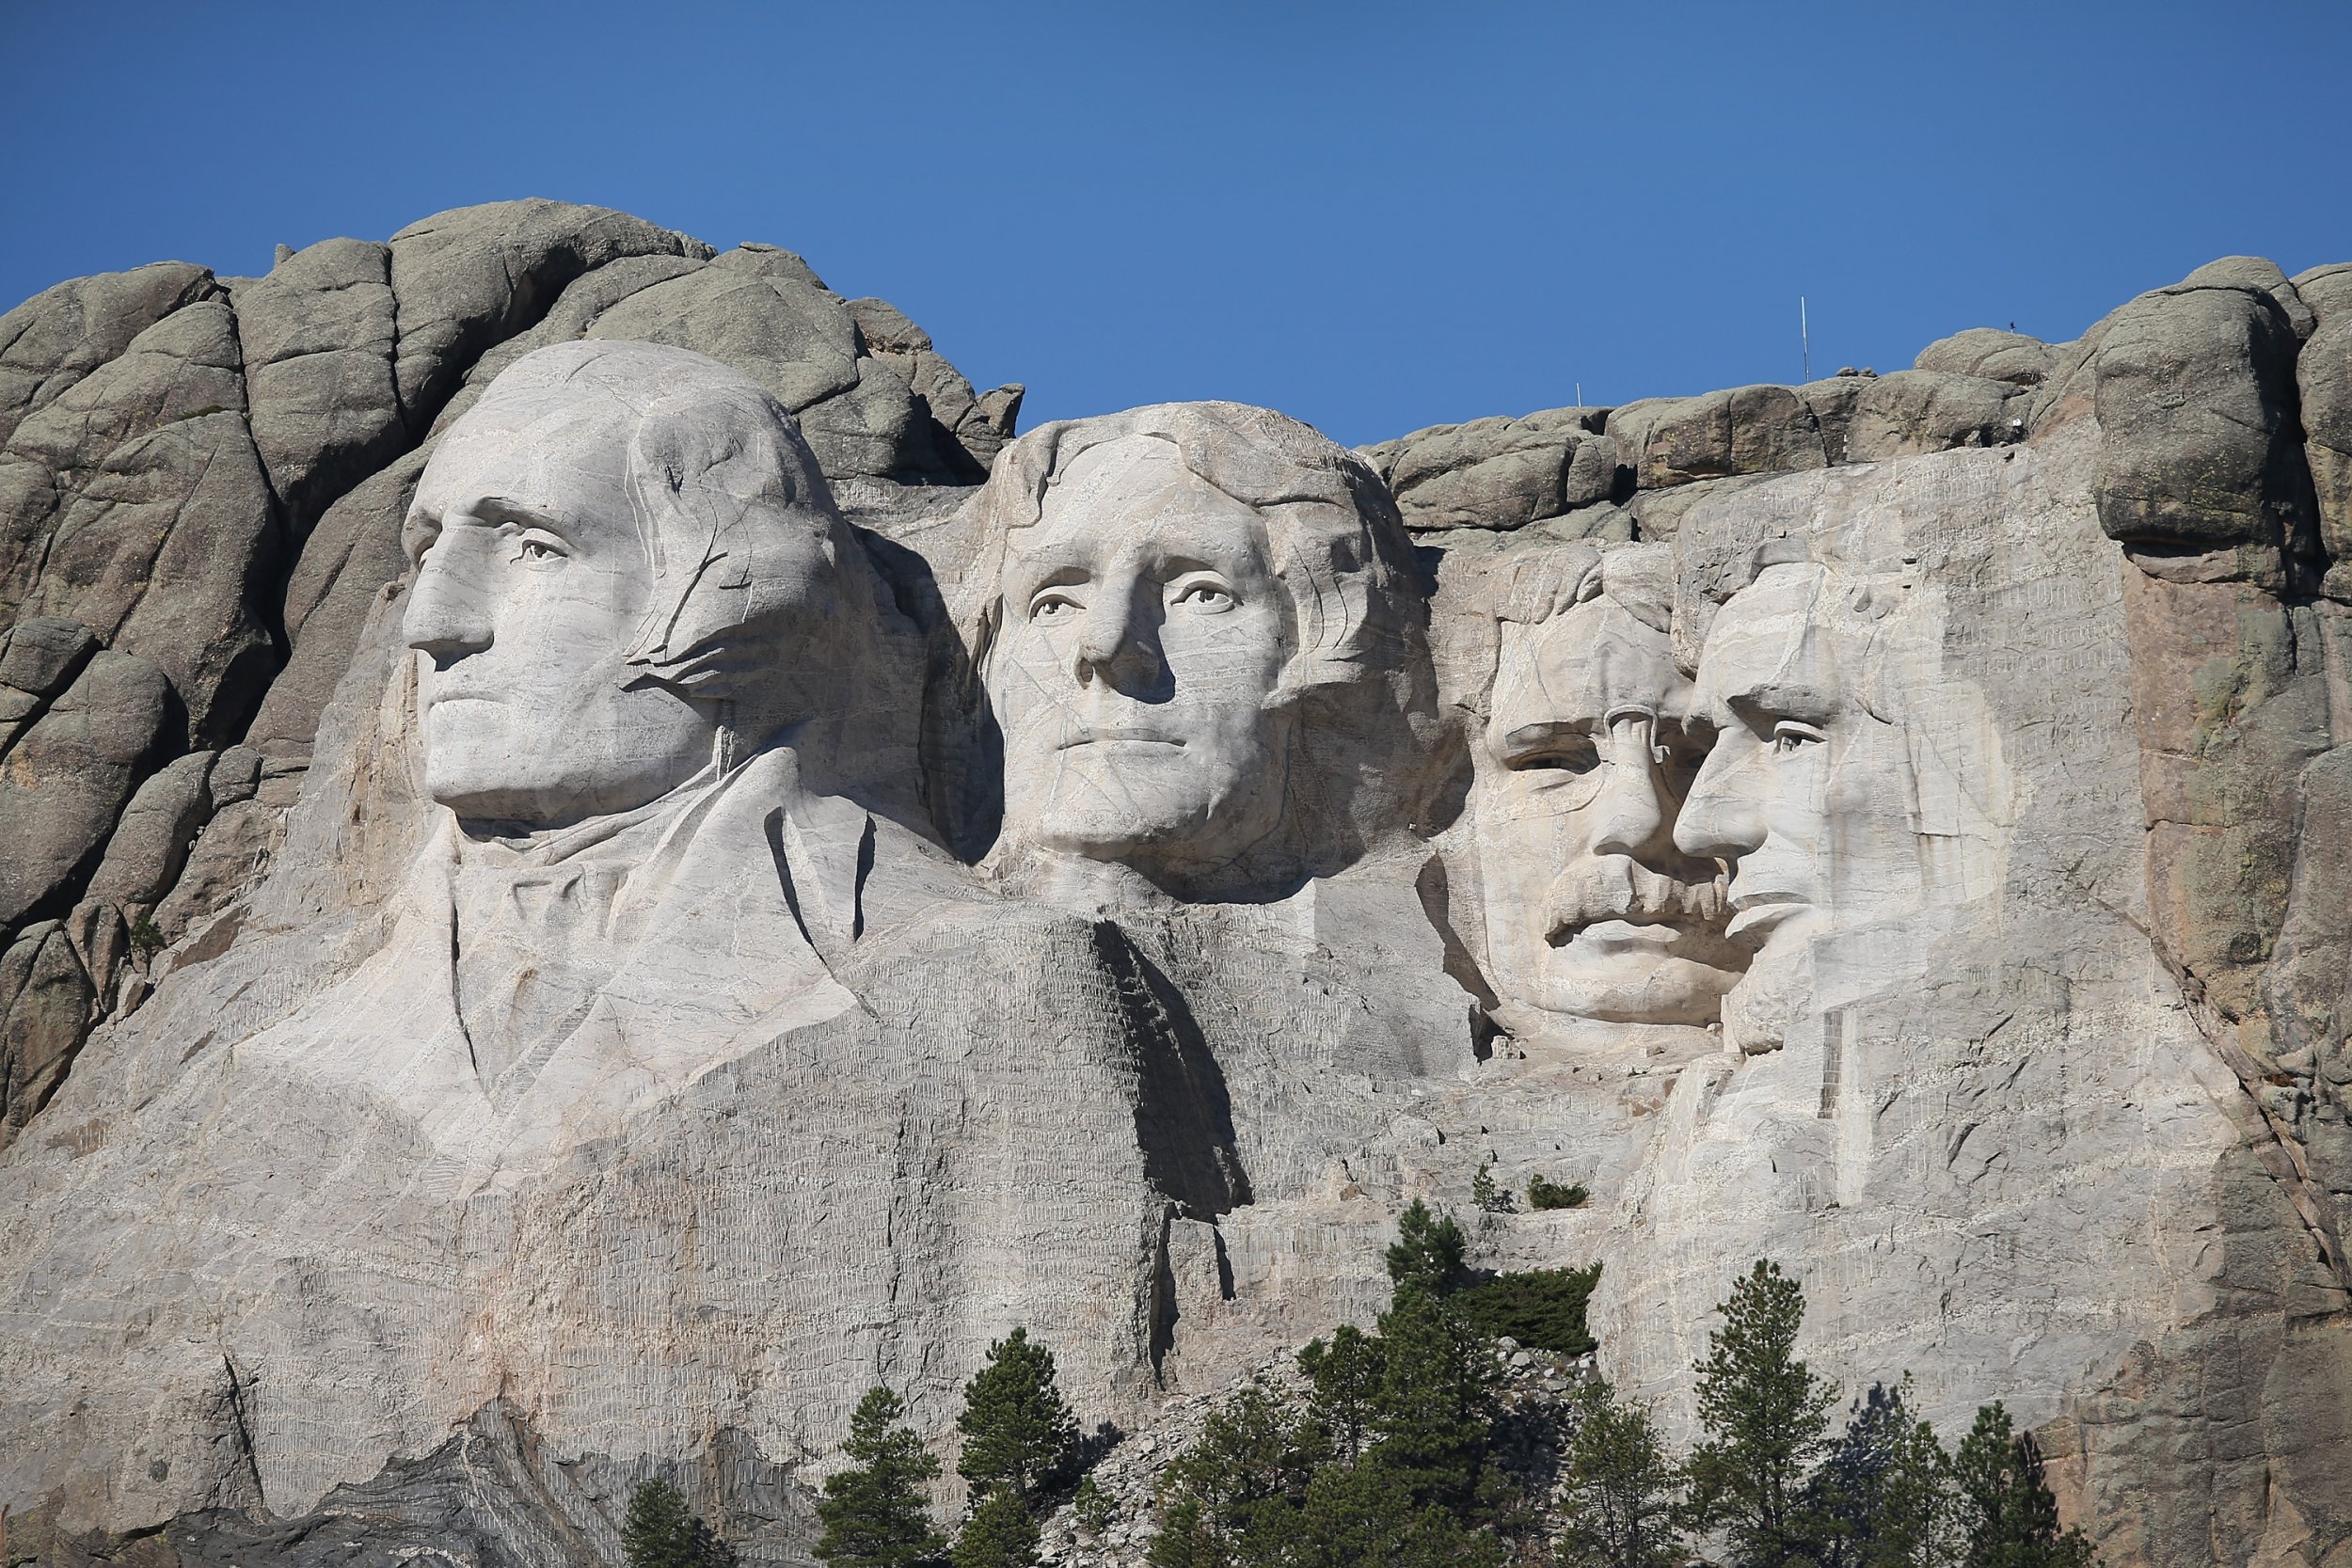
[401,341,861,831]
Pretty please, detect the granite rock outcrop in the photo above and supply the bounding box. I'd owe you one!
[1,222,2348,1568]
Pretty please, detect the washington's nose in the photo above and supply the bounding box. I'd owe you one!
[1673,746,1767,863]
[404,544,494,662]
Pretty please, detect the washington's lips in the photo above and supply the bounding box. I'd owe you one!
[1058,725,1184,750]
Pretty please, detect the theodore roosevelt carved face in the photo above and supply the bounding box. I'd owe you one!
[1474,545,1740,1028]
[401,341,865,831]
[969,402,1434,900]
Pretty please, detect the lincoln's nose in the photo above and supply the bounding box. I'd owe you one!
[1674,743,1768,863]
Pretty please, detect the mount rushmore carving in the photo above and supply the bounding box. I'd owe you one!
[1,203,2349,1568]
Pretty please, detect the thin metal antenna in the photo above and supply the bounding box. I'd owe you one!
[1801,295,1811,382]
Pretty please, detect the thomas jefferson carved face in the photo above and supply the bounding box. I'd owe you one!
[1673,562,1931,1049]
[404,392,719,829]
[988,436,1293,878]
[1476,554,1740,1027]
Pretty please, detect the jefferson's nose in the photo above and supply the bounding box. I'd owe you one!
[1070,578,1167,695]
[404,537,494,662]
[1673,742,1767,863]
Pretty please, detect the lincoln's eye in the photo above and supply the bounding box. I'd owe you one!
[1770,720,1827,755]
[517,539,560,562]
[1030,592,1079,621]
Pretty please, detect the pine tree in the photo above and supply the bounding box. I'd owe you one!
[1299,1323,1387,1463]
[956,1328,1079,1504]
[952,1489,1041,1568]
[1807,1380,1959,1568]
[1685,1259,1838,1568]
[1151,1381,1318,1565]
[1470,1161,1513,1214]
[1554,1380,1684,1568]
[816,1386,949,1568]
[1386,1199,1469,1301]
[623,1478,710,1568]
[1362,1289,1502,1514]
[1952,1404,2093,1568]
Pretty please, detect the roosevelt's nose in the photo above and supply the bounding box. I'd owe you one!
[1586,756,1673,863]
[1673,741,1768,863]
[1070,577,1168,697]
[404,537,494,662]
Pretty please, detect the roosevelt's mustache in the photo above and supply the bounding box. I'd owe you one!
[1545,855,1727,944]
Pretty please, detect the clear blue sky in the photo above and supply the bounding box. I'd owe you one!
[7,1,2348,447]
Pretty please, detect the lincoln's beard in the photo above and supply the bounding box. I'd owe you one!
[1717,916,1823,1053]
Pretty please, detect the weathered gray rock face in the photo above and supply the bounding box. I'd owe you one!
[2090,261,2317,554]
[3,234,2352,1568]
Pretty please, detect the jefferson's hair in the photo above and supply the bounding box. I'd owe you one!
[958,401,1426,704]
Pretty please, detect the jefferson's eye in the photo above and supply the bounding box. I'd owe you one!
[1029,592,1079,621]
[1770,721,1827,755]
[1172,581,1236,613]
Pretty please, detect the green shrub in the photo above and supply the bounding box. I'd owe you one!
[1386,1198,1469,1299]
[1527,1174,1588,1211]
[622,1479,730,1568]
[1453,1263,1599,1355]
[1470,1161,1513,1213]
[1072,1475,1114,1534]
[126,913,165,957]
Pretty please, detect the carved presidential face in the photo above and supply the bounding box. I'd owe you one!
[987,436,1293,879]
[1674,562,1927,1047]
[404,400,720,828]
[1477,594,1740,1026]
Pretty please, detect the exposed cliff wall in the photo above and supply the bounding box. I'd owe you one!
[0,210,2346,1568]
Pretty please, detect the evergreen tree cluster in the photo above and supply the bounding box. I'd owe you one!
[733,1204,2094,1568]
[808,1326,1083,1568]
[1148,1221,2096,1568]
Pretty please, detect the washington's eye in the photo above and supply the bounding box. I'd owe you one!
[516,539,561,562]
[1171,580,1236,613]
[1770,720,1827,755]
[1029,592,1080,621]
